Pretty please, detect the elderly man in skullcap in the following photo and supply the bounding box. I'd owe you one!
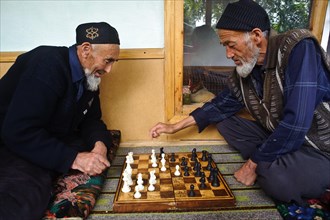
[0,22,120,219]
[150,0,330,205]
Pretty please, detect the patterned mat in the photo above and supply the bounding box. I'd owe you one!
[276,190,330,220]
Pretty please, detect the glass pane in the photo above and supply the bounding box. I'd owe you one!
[183,0,311,105]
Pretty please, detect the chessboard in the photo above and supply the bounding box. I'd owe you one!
[112,149,235,213]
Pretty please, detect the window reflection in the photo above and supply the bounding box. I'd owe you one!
[183,0,312,106]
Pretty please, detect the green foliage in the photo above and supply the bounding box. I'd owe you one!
[184,0,311,33]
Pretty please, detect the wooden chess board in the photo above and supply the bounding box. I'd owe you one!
[113,151,235,213]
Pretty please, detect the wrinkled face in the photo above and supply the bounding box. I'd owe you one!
[218,29,259,78]
[79,43,120,91]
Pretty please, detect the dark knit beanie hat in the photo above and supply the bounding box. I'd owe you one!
[76,22,120,45]
[216,0,270,31]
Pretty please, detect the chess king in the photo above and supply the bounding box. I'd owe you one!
[149,0,330,206]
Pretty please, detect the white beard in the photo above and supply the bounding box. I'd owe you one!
[84,69,101,91]
[236,40,260,78]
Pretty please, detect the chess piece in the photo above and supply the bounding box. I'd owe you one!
[206,154,213,170]
[148,182,155,191]
[188,184,195,197]
[125,156,133,174]
[201,150,207,161]
[151,155,158,168]
[194,162,202,177]
[123,170,133,186]
[199,172,205,181]
[161,153,167,171]
[180,157,186,166]
[200,177,206,189]
[149,170,157,185]
[151,149,156,160]
[191,148,197,161]
[136,173,144,191]
[208,167,215,182]
[184,165,190,176]
[134,187,141,199]
[174,164,181,176]
[128,152,134,164]
[121,172,131,193]
[212,168,220,187]
[160,147,165,157]
[170,153,176,162]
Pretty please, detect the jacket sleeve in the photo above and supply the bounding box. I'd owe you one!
[1,58,78,174]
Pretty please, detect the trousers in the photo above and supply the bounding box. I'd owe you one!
[217,116,330,205]
[0,147,56,220]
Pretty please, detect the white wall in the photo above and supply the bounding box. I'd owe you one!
[0,0,164,51]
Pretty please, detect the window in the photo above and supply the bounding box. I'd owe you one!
[164,0,328,122]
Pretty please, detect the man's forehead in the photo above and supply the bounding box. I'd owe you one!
[218,29,244,43]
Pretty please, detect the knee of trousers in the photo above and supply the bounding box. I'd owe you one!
[256,162,305,204]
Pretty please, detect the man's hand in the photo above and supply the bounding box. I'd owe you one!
[234,159,257,186]
[149,122,177,138]
[149,116,197,138]
[71,141,110,176]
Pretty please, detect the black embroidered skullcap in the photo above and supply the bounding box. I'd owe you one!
[216,0,270,31]
[76,22,120,45]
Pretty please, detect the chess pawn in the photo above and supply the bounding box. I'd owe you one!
[174,164,181,176]
[134,187,141,199]
[148,182,155,191]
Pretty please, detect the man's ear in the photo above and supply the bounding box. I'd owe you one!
[80,42,92,58]
[251,28,263,45]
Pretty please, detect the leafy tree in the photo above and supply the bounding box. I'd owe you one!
[184,0,311,33]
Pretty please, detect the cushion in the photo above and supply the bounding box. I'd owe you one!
[43,130,121,219]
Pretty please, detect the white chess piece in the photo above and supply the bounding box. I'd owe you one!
[136,173,144,191]
[121,172,131,193]
[174,164,181,176]
[151,155,157,168]
[125,156,132,174]
[151,149,156,160]
[149,170,157,185]
[134,187,141,199]
[148,182,155,191]
[128,152,134,164]
[123,170,133,186]
[160,153,167,171]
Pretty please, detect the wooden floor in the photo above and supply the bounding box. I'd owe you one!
[87,143,282,220]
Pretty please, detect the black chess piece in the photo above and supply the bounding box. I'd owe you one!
[200,177,206,189]
[160,147,164,156]
[206,154,213,170]
[212,168,220,187]
[188,184,195,197]
[194,163,202,177]
[201,150,207,161]
[199,172,205,182]
[208,167,215,182]
[170,153,176,162]
[184,165,190,176]
[191,148,197,161]
[181,157,186,166]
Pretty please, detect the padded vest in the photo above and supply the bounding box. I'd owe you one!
[228,29,330,156]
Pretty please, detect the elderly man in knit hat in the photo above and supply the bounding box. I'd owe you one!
[0,22,120,219]
[150,0,330,205]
